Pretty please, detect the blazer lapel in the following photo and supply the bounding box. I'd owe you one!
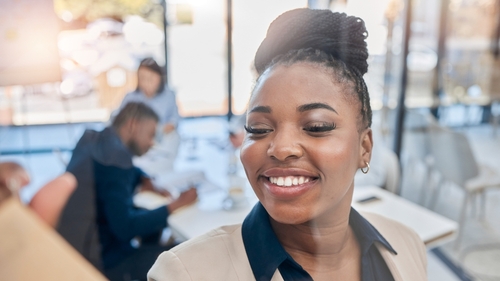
[376,243,403,281]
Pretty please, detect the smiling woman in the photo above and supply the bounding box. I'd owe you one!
[148,8,427,281]
[242,62,366,227]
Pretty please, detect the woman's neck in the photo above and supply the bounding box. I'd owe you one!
[271,207,352,255]
[270,204,361,279]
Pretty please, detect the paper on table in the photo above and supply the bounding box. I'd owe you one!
[133,191,172,210]
[153,170,206,192]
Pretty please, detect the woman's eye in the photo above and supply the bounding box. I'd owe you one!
[244,125,272,135]
[303,123,336,133]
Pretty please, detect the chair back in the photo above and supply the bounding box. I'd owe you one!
[428,125,480,187]
[57,162,102,270]
[382,147,401,194]
[402,110,438,163]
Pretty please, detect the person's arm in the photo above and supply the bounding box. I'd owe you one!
[96,164,169,241]
[166,188,197,214]
[138,176,172,198]
[96,164,197,241]
[29,172,77,227]
[138,175,197,213]
[162,89,180,132]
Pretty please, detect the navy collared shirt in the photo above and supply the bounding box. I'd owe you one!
[242,203,397,281]
[64,127,169,269]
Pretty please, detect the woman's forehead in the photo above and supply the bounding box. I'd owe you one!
[250,64,353,107]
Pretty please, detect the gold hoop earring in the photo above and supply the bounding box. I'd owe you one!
[361,162,370,174]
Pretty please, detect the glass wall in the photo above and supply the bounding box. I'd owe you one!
[0,0,498,124]
[329,0,499,127]
[168,0,226,116]
[168,0,307,116]
[231,0,307,115]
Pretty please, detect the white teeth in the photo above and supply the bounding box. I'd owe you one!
[277,177,284,186]
[269,176,314,187]
[298,177,304,184]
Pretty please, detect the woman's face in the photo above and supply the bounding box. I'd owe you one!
[240,63,372,225]
[137,67,162,98]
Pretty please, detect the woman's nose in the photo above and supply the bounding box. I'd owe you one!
[266,129,303,161]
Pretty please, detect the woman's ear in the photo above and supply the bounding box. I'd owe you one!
[358,128,373,168]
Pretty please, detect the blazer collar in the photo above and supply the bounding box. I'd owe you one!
[241,203,397,281]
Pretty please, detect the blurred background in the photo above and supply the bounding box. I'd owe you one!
[1,0,500,280]
[0,0,499,124]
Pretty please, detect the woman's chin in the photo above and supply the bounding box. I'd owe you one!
[264,202,316,225]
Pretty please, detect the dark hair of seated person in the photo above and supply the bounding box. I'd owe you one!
[112,102,159,129]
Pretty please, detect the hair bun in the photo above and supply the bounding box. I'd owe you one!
[254,8,369,75]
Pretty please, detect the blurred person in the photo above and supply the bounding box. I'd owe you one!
[227,114,246,176]
[0,162,79,228]
[117,58,181,170]
[228,114,246,149]
[148,9,426,281]
[0,167,107,281]
[58,102,197,281]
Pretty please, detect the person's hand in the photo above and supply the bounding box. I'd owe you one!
[0,162,30,191]
[163,123,175,134]
[167,187,197,213]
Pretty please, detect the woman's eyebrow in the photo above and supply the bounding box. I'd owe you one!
[249,105,272,113]
[297,103,338,114]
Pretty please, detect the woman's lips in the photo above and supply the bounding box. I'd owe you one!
[261,175,317,199]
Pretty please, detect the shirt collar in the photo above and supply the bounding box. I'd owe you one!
[242,202,292,280]
[242,203,396,280]
[349,208,397,255]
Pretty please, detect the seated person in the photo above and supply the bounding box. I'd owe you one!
[0,161,78,227]
[0,165,106,281]
[117,57,181,171]
[58,102,197,281]
[227,114,246,176]
[228,114,246,149]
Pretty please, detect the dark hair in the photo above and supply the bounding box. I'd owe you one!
[254,8,372,130]
[112,102,159,129]
[136,57,165,94]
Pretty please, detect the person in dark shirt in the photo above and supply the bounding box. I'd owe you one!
[148,8,426,281]
[58,102,197,281]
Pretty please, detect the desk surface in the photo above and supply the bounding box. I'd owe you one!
[352,186,458,248]
[167,185,458,248]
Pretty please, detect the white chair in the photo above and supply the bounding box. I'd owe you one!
[427,125,500,249]
[382,147,401,194]
[400,110,439,204]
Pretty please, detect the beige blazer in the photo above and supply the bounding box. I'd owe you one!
[148,212,427,281]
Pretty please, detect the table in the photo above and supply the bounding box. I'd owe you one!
[167,185,458,248]
[352,186,458,248]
